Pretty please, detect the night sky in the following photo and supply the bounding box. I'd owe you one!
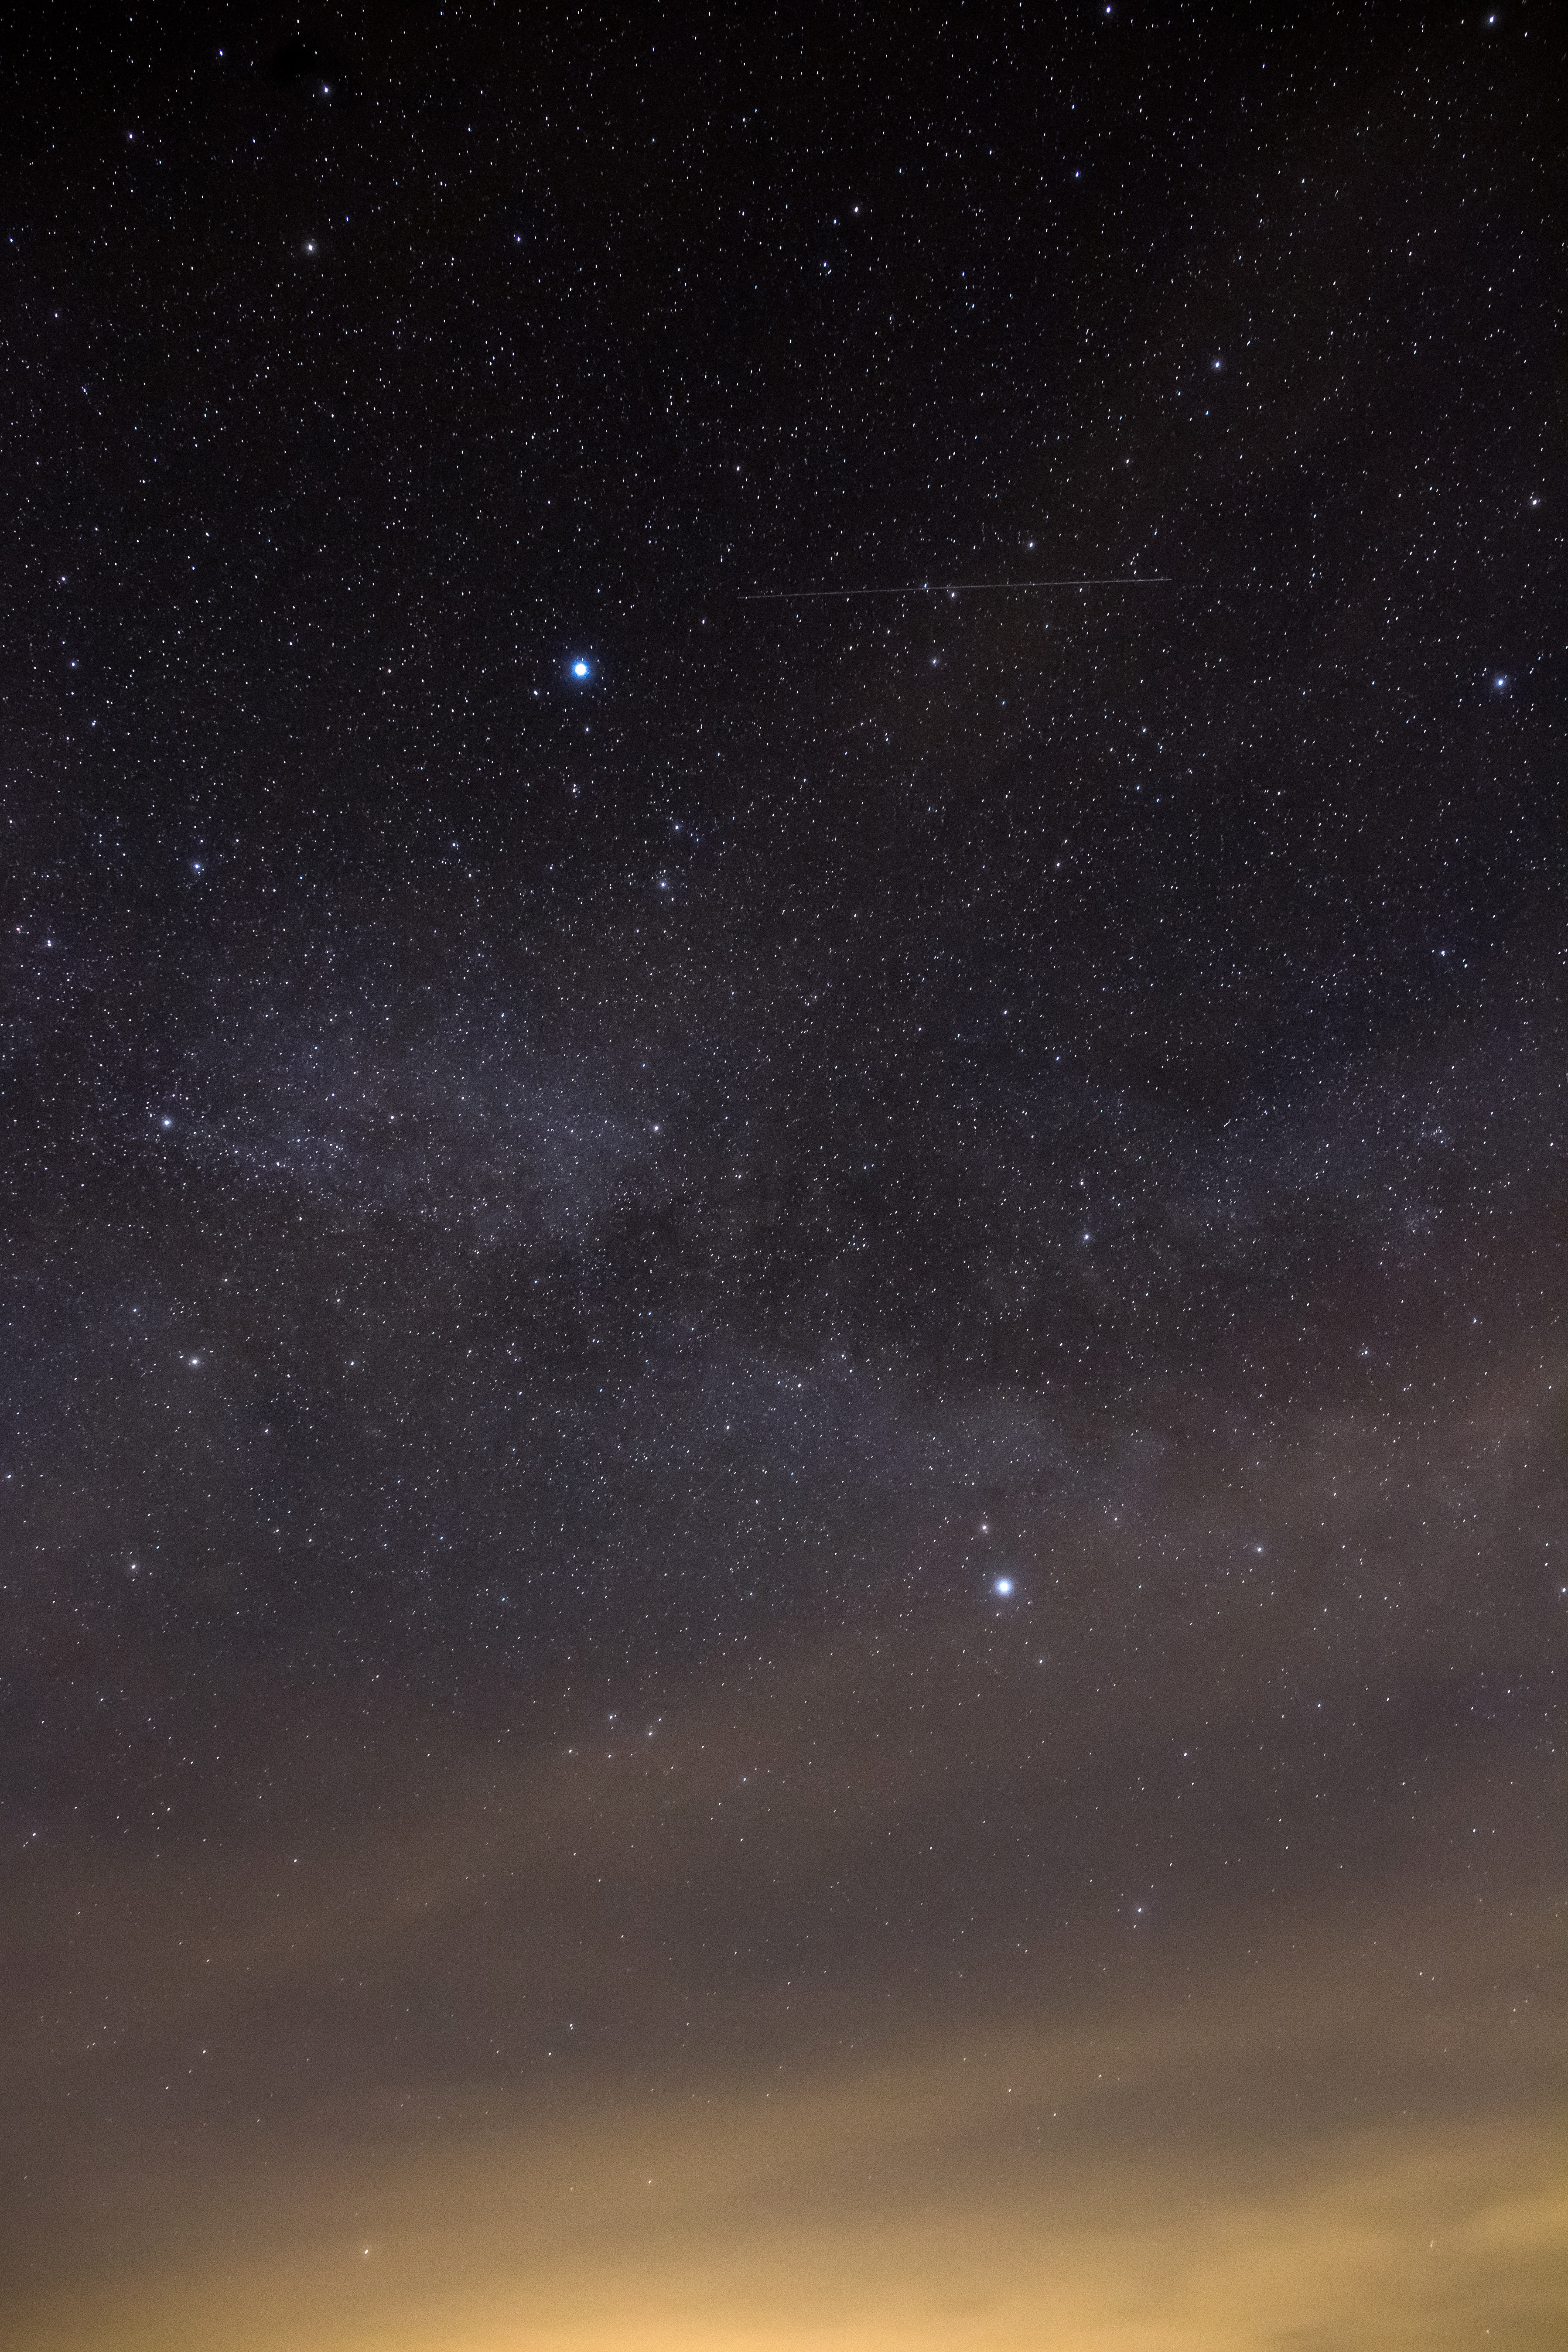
[3,7,1564,2348]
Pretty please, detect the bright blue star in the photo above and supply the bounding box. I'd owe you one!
[571,658,591,680]
[994,1576,1014,1598]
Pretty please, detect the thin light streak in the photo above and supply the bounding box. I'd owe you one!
[738,576,1171,601]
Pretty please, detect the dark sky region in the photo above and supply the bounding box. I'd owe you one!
[1,6,1564,2347]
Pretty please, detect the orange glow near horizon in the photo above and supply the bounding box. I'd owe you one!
[7,1836,1563,2352]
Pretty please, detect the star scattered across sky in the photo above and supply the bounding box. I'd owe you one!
[0,8,1561,2350]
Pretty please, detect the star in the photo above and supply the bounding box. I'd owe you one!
[6,17,1555,2342]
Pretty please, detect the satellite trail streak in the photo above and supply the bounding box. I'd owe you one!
[739,576,1171,600]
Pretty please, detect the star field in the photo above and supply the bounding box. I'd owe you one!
[1,8,1563,2349]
